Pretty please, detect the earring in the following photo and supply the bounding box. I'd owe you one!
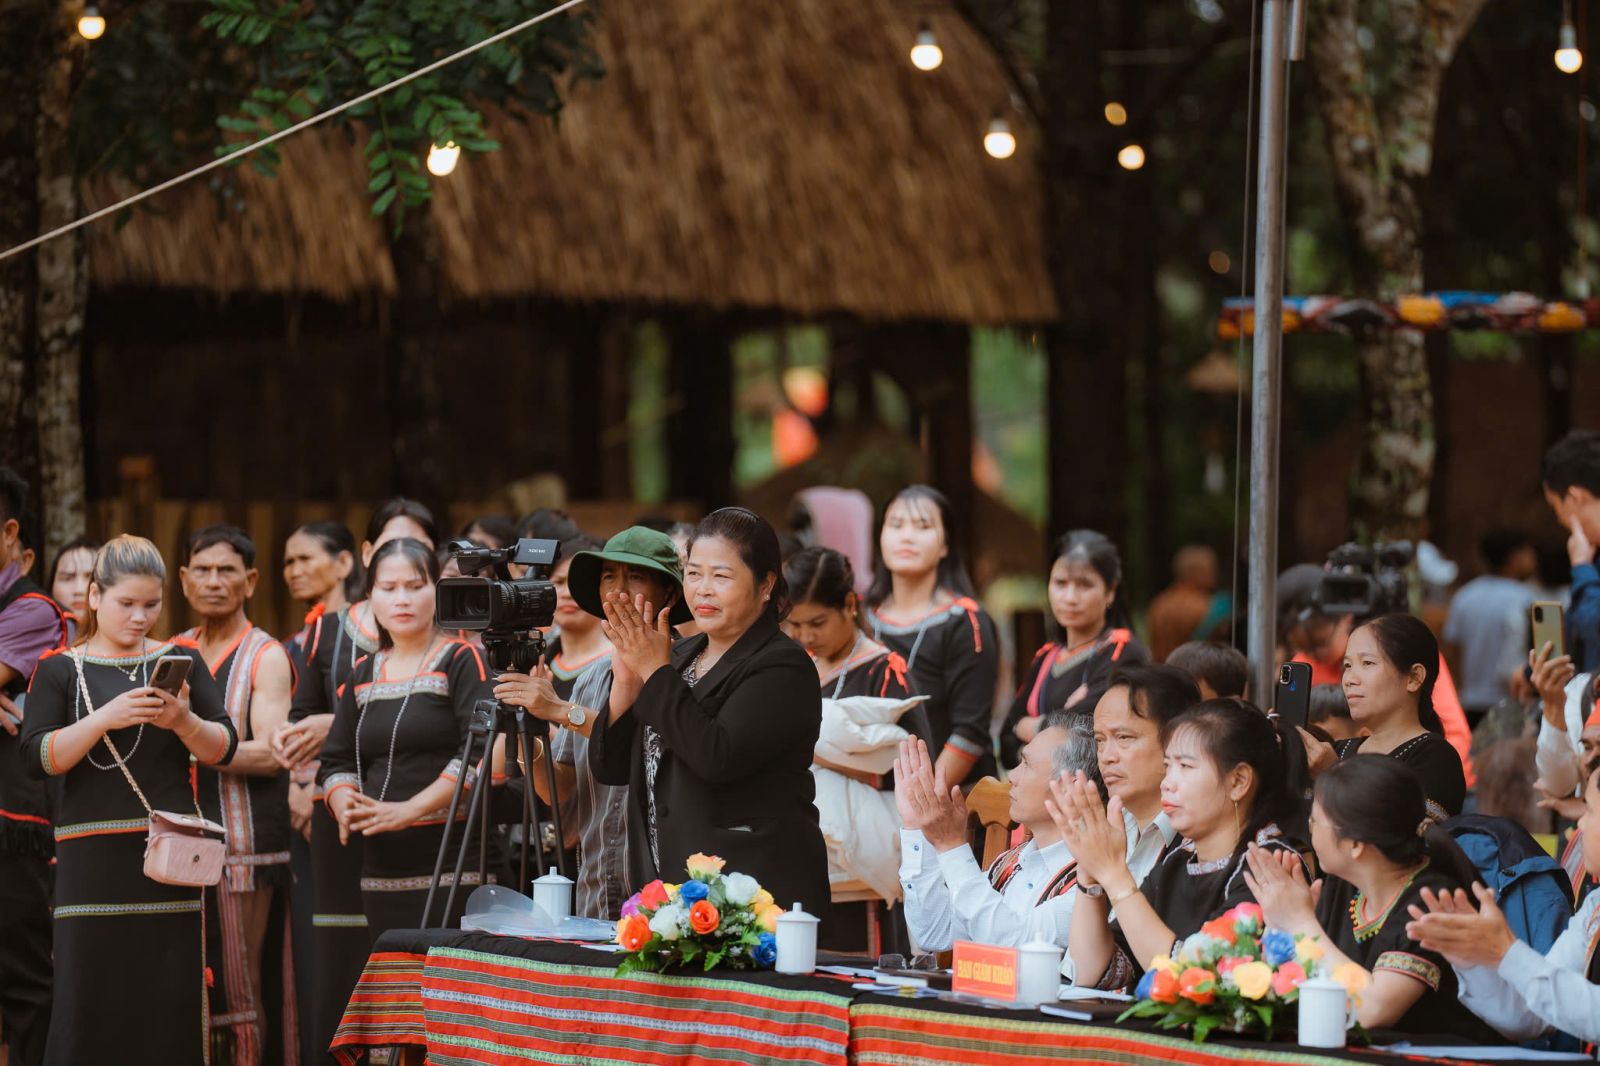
[1233,798,1242,844]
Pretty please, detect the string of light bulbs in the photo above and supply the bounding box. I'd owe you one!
[0,0,591,264]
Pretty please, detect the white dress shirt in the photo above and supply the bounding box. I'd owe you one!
[1535,672,1594,798]
[899,828,1078,964]
[1123,808,1177,897]
[1454,890,1600,1043]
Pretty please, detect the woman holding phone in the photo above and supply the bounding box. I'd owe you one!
[21,536,236,1065]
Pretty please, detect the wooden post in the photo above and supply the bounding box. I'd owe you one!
[665,314,734,513]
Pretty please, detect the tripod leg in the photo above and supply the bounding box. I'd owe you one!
[443,735,496,924]
[422,728,478,928]
[539,726,570,881]
[515,713,534,889]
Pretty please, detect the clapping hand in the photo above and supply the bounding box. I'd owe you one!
[600,591,673,682]
[893,737,969,852]
[1404,882,1517,969]
[1242,843,1321,933]
[1044,771,1128,890]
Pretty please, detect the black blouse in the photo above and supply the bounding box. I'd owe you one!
[1000,628,1148,769]
[864,598,998,785]
[1333,733,1465,822]
[1320,866,1498,1039]
[288,603,379,723]
[23,642,238,823]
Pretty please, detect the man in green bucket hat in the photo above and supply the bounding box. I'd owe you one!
[492,525,686,917]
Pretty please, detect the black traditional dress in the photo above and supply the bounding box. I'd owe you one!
[999,627,1148,769]
[1320,865,1498,1039]
[1333,733,1466,822]
[1096,824,1307,990]
[22,641,237,1066]
[318,639,496,937]
[864,598,999,785]
[289,603,377,1061]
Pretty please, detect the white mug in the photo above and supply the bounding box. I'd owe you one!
[775,903,820,974]
[1297,977,1349,1048]
[1016,941,1063,1005]
[531,872,574,923]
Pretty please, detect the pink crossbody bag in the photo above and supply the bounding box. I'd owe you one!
[72,651,228,886]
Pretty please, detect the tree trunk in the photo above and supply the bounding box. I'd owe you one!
[34,0,90,557]
[0,4,45,494]
[1307,0,1486,541]
[664,313,734,513]
[386,207,450,515]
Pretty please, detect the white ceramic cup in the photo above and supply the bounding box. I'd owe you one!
[1016,941,1064,1005]
[531,872,574,923]
[775,903,820,974]
[1297,977,1349,1048]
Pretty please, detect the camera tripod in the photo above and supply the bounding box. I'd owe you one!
[420,697,570,928]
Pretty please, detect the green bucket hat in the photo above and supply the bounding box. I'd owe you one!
[567,526,692,625]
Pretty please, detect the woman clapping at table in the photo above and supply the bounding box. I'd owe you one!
[1055,699,1309,991]
[589,507,830,916]
[1404,759,1600,1045]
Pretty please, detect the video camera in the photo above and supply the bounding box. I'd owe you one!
[1315,541,1413,619]
[435,538,559,673]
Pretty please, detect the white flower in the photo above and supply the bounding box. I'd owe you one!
[722,872,760,907]
[649,904,688,941]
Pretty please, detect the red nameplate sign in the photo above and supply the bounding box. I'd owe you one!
[952,941,1019,1001]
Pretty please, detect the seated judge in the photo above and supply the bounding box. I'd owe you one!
[588,507,830,915]
[897,712,1097,960]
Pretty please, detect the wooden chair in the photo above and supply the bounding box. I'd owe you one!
[830,877,885,957]
[965,776,1015,868]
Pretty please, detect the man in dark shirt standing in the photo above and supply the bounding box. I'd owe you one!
[0,469,69,1066]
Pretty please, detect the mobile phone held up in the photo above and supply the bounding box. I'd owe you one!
[1530,601,1565,662]
[149,655,193,696]
[1274,661,1312,732]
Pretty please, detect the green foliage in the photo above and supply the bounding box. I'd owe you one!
[200,0,601,228]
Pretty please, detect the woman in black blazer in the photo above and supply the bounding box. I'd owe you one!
[589,507,830,916]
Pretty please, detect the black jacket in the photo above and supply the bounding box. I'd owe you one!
[589,611,830,916]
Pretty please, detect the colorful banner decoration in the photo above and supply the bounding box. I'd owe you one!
[1216,292,1597,339]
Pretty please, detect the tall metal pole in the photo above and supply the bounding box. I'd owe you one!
[1246,0,1292,706]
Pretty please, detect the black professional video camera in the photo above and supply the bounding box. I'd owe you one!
[435,538,559,673]
[1316,541,1413,619]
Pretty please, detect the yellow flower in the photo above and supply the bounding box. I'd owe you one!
[1147,955,1179,975]
[663,883,680,899]
[1230,961,1273,1001]
[685,853,726,879]
[1295,937,1326,966]
[755,902,782,932]
[1332,962,1369,1005]
[752,888,774,909]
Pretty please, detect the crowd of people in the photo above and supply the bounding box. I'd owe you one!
[0,428,1595,1064]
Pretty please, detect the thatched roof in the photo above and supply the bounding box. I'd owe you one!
[87,0,1055,324]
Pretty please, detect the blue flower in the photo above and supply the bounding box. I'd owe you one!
[678,880,711,905]
[1261,929,1297,968]
[753,932,778,967]
[1134,970,1156,1001]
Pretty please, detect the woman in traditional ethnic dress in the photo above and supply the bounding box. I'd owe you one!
[1000,530,1148,770]
[319,537,500,937]
[272,500,436,1060]
[862,486,998,787]
[22,536,237,1066]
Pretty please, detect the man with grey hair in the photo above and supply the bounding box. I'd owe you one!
[895,711,1098,962]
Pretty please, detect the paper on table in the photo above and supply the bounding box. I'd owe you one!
[817,964,880,978]
[1378,1045,1593,1062]
[1055,985,1133,1002]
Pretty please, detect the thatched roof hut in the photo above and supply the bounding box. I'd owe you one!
[87,0,1055,325]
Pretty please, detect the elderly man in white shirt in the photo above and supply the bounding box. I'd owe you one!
[1405,761,1600,1046]
[895,712,1094,960]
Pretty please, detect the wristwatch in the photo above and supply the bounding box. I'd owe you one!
[1080,883,1105,898]
[565,703,589,728]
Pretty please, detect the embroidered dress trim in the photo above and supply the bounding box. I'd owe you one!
[73,642,177,667]
[1185,824,1285,875]
[356,673,450,706]
[1374,950,1441,990]
[224,851,291,867]
[39,731,60,776]
[54,817,147,841]
[360,871,491,893]
[55,899,204,919]
[311,913,369,928]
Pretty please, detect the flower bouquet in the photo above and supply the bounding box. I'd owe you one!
[1117,903,1370,1042]
[614,853,784,974]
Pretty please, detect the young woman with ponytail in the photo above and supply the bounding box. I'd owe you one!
[1244,756,1494,1036]
[1055,699,1311,990]
[1302,614,1467,821]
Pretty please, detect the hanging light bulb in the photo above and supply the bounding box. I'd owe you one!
[983,116,1016,159]
[1556,13,1583,74]
[426,141,461,176]
[910,21,943,71]
[1103,102,1128,126]
[1117,143,1146,170]
[77,4,106,40]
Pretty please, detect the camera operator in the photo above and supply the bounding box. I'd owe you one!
[492,527,687,919]
[1278,553,1474,788]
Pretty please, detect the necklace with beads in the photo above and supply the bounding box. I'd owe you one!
[1350,862,1428,941]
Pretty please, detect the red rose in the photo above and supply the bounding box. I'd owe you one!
[1271,961,1307,998]
[689,900,720,935]
[1149,969,1180,1004]
[1179,967,1216,1005]
[639,880,670,910]
[1199,917,1238,946]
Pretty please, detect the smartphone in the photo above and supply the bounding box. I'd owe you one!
[1274,661,1313,731]
[149,655,193,695]
[1530,601,1566,661]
